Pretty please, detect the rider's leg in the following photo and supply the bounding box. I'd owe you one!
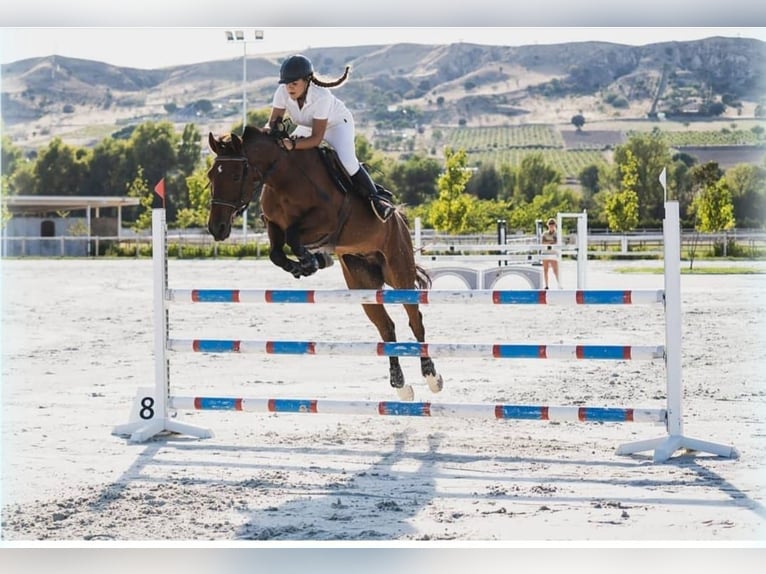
[326,118,394,223]
[350,165,394,222]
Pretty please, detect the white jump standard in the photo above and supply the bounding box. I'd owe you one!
[113,201,738,462]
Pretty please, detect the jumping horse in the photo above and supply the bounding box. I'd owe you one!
[206,126,443,401]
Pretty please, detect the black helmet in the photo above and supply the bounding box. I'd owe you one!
[279,54,313,84]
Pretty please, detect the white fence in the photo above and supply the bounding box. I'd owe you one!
[2,229,765,258]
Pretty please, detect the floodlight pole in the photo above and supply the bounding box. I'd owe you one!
[225,29,264,239]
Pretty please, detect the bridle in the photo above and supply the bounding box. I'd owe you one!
[209,151,281,217]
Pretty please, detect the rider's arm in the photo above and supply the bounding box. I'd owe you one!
[290,118,328,151]
[266,107,286,131]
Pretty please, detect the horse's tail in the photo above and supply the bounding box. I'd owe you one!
[415,263,432,290]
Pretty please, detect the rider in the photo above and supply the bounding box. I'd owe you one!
[266,54,394,222]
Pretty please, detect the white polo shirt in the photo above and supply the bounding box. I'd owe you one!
[271,82,359,174]
[271,83,351,129]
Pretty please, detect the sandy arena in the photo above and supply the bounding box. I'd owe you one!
[1,256,764,542]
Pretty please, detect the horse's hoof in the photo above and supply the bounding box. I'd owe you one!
[425,373,443,393]
[396,385,414,402]
[299,256,318,276]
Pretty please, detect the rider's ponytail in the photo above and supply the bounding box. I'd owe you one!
[311,66,350,89]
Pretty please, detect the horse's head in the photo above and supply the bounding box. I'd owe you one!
[206,130,258,241]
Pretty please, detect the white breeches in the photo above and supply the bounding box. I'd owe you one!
[292,116,359,176]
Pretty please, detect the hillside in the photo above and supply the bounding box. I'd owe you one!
[2,36,764,158]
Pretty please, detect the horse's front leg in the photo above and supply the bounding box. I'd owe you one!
[266,221,303,277]
[284,221,321,277]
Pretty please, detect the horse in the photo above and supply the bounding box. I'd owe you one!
[206,126,443,401]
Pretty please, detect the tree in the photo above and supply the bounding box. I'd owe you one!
[1,135,23,180]
[33,137,88,196]
[127,166,152,231]
[465,164,502,200]
[82,137,132,197]
[507,184,581,232]
[128,121,178,187]
[723,163,766,228]
[516,152,561,203]
[177,123,202,177]
[692,179,735,255]
[388,154,441,206]
[175,164,211,229]
[604,148,639,232]
[571,113,586,131]
[428,148,476,234]
[128,121,179,218]
[612,131,672,226]
[693,180,735,233]
[604,190,639,232]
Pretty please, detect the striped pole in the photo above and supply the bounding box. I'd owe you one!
[168,339,666,361]
[169,396,666,423]
[168,288,664,306]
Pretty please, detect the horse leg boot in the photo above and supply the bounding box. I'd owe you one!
[350,165,394,223]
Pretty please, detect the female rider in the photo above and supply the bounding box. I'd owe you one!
[266,54,394,222]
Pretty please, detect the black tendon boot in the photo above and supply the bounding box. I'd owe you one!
[350,165,394,222]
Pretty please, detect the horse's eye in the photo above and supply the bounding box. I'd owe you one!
[217,165,223,174]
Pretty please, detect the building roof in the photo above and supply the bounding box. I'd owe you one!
[2,195,140,214]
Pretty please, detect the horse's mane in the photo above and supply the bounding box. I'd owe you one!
[213,126,278,156]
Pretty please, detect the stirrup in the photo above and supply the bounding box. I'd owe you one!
[370,198,394,222]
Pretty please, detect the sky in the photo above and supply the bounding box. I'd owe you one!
[1,26,763,70]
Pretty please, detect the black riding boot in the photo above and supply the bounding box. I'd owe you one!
[350,165,394,222]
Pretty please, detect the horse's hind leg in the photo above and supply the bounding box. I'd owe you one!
[402,303,443,394]
[340,255,412,401]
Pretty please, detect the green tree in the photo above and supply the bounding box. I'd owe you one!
[613,130,672,226]
[723,163,766,228]
[604,190,639,232]
[175,165,211,228]
[8,153,36,195]
[128,121,178,187]
[497,164,517,201]
[571,114,586,131]
[128,121,179,218]
[82,137,132,197]
[33,137,88,196]
[693,179,735,233]
[429,148,475,234]
[508,184,581,232]
[388,154,441,206]
[465,164,502,200]
[1,135,23,180]
[604,148,640,232]
[177,123,202,177]
[516,152,561,202]
[127,166,152,231]
[692,178,736,256]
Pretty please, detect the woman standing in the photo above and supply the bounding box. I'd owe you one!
[266,54,394,222]
[541,218,562,289]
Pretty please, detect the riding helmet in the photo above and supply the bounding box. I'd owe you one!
[279,55,314,84]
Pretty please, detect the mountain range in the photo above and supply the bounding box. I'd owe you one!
[2,36,764,150]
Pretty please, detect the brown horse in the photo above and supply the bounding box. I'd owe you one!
[206,126,443,401]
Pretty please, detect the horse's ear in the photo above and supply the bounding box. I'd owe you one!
[208,132,219,154]
[230,133,243,153]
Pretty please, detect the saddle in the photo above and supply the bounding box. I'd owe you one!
[316,145,394,202]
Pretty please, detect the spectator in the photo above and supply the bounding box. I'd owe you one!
[541,218,562,289]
